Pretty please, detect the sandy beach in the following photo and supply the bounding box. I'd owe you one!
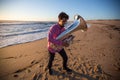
[0,20,120,80]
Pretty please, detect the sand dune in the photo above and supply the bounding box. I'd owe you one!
[0,20,120,80]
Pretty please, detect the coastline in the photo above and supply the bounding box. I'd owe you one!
[0,20,120,80]
[0,37,47,49]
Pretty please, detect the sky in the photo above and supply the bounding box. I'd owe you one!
[0,0,120,21]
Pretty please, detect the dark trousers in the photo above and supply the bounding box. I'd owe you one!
[48,49,68,69]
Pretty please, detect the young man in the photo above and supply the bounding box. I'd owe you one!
[47,12,72,75]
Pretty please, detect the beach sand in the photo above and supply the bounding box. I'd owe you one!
[0,20,120,80]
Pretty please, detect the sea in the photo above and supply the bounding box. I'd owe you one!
[0,21,71,48]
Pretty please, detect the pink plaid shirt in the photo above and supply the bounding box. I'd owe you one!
[47,23,65,53]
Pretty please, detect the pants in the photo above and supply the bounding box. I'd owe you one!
[48,49,68,69]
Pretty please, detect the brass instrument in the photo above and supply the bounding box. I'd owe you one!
[50,15,88,50]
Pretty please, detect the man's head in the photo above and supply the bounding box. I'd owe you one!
[58,12,69,27]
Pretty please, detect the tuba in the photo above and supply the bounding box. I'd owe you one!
[50,15,88,50]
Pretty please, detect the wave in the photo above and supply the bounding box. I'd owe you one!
[0,21,55,48]
[0,28,49,37]
[0,21,56,26]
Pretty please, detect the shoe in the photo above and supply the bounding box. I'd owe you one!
[48,69,53,75]
[63,67,72,72]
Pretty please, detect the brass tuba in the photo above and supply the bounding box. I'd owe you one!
[50,15,88,50]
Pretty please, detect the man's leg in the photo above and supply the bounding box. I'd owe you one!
[47,51,55,75]
[58,49,72,72]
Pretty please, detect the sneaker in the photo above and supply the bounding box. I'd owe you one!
[48,69,53,75]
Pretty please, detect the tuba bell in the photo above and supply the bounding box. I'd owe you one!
[70,15,88,33]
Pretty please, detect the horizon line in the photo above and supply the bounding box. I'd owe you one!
[0,19,120,22]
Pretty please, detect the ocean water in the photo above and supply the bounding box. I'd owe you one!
[0,21,56,48]
[0,21,89,48]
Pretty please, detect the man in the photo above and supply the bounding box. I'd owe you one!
[47,12,72,75]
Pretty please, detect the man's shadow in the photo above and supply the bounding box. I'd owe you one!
[51,69,98,80]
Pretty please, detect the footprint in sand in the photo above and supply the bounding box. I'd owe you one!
[13,74,19,77]
[114,62,120,71]
[31,60,36,64]
[4,56,17,59]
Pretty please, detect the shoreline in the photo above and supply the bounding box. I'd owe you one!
[0,37,47,49]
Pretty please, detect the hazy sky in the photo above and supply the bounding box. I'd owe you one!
[0,0,120,21]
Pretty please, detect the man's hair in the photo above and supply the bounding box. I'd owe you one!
[58,12,69,20]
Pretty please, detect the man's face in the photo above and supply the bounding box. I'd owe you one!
[62,18,67,23]
[59,18,68,26]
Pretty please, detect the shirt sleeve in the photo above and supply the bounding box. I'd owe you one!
[48,26,63,46]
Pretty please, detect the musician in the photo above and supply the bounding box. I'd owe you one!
[47,12,72,75]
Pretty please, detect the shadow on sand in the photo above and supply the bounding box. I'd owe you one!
[48,69,98,80]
